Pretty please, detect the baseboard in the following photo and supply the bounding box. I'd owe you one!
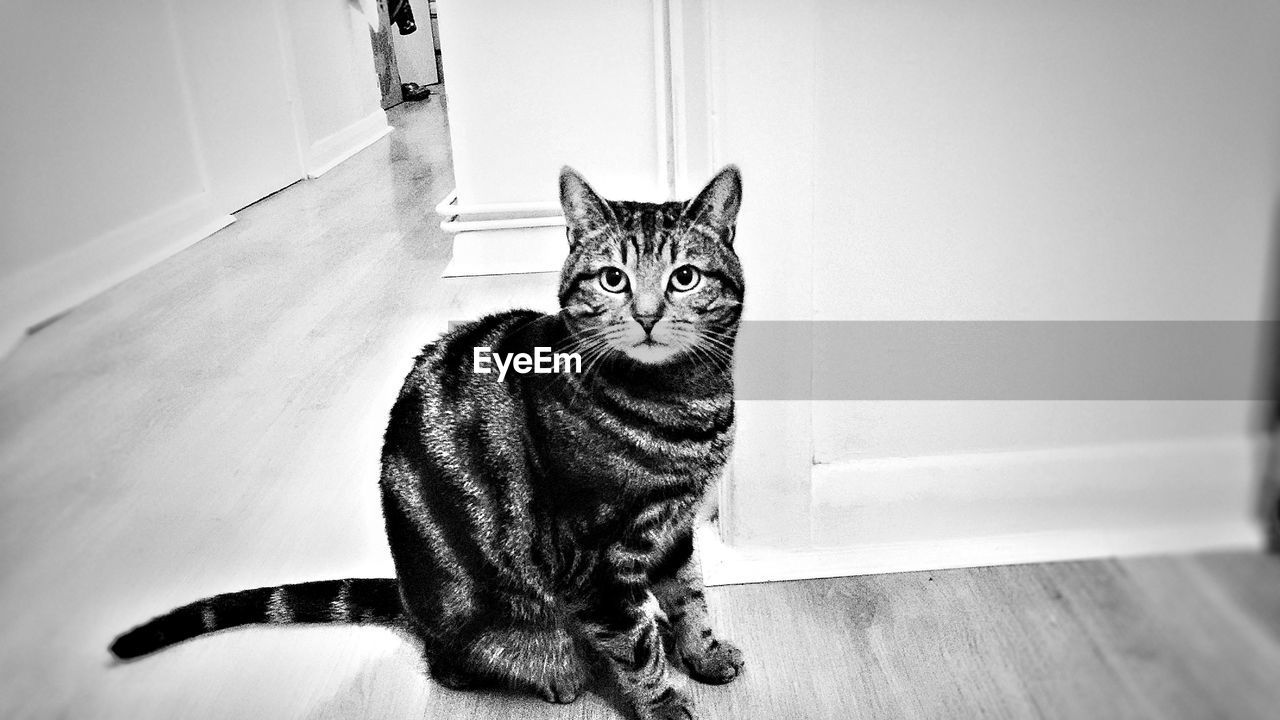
[699,521,1264,587]
[442,226,568,277]
[0,193,233,357]
[433,187,572,273]
[701,435,1269,586]
[306,109,393,178]
[434,189,563,219]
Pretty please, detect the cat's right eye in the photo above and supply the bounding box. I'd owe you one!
[598,267,629,293]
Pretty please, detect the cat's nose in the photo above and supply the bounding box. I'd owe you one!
[634,314,660,335]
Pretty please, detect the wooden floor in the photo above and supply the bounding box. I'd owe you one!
[3,93,1280,720]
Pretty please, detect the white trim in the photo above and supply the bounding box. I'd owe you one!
[699,521,1265,587]
[160,0,216,201]
[441,226,566,278]
[712,0,820,549]
[305,109,393,178]
[700,0,736,537]
[0,193,233,357]
[268,0,315,174]
[269,0,315,182]
[434,0,680,240]
[433,189,566,234]
[654,0,676,197]
[434,190,563,218]
[705,0,724,182]
[701,434,1269,585]
[440,216,565,233]
[667,0,716,196]
[668,0,689,193]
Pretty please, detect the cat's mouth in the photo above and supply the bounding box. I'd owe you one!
[623,338,680,364]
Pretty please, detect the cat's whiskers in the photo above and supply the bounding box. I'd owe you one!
[696,329,737,354]
[682,341,718,371]
[565,344,618,408]
[696,327,739,348]
[692,336,734,371]
[555,325,615,355]
[563,325,627,361]
[550,329,625,408]
[671,324,735,369]
[657,323,732,371]
[694,330,736,353]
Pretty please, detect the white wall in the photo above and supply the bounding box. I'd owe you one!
[427,0,1276,564]
[436,0,665,205]
[0,0,389,353]
[392,11,440,88]
[0,0,210,274]
[804,0,1278,465]
[707,0,1278,564]
[812,0,1279,324]
[283,0,391,176]
[171,0,306,214]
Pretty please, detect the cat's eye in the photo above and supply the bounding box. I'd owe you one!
[598,267,629,293]
[668,265,701,292]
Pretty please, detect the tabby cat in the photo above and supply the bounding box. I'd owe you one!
[110,165,746,720]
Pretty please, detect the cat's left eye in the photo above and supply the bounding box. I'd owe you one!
[598,267,629,293]
[668,265,701,292]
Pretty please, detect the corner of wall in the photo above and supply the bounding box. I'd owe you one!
[305,109,393,178]
[0,193,233,358]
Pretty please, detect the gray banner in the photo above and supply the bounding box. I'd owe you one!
[733,321,1278,401]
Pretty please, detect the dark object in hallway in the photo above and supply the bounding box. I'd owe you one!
[369,0,402,109]
[391,0,416,35]
[400,82,431,102]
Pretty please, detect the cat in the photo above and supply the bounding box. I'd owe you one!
[110,165,746,720]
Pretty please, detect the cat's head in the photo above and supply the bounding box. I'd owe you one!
[557,166,744,367]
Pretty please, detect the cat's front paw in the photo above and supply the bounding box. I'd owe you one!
[639,688,697,720]
[682,637,744,685]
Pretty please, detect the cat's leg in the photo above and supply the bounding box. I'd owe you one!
[424,606,590,704]
[423,645,481,691]
[465,619,589,704]
[381,458,587,702]
[651,533,744,685]
[519,627,590,704]
[579,586,695,720]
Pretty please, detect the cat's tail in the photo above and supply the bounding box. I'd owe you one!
[108,578,402,660]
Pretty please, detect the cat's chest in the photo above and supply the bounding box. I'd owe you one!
[534,386,735,490]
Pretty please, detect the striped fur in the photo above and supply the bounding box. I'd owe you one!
[109,579,400,659]
[111,167,746,720]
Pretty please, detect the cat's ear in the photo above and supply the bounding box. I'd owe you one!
[560,166,614,248]
[683,165,742,241]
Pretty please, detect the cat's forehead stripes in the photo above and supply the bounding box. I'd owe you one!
[576,200,728,267]
[602,201,685,265]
